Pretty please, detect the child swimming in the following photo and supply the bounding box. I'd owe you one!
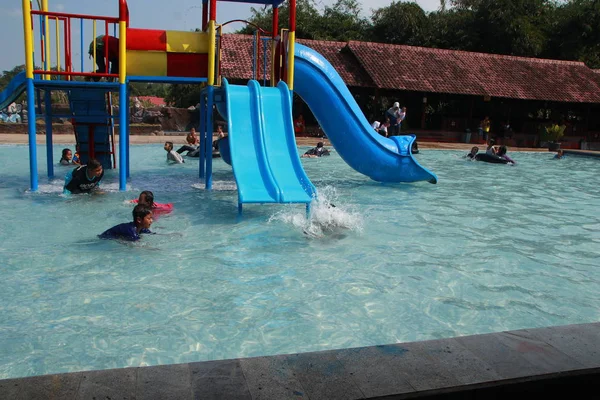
[130,190,173,215]
[99,204,154,241]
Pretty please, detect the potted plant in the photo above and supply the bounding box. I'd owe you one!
[542,123,566,151]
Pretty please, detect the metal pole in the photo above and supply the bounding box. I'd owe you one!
[205,86,214,189]
[80,19,84,73]
[199,92,206,179]
[45,90,54,178]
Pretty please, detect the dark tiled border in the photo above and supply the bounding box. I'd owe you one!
[1,323,598,399]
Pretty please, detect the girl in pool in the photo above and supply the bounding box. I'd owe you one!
[60,148,73,165]
[130,190,173,215]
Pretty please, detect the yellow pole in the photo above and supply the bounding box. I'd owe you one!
[42,0,50,80]
[287,31,295,90]
[207,20,216,86]
[55,17,61,73]
[93,21,97,73]
[22,0,34,79]
[119,20,126,83]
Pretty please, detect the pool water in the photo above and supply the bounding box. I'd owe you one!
[0,144,599,379]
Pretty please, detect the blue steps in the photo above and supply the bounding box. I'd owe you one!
[68,88,115,169]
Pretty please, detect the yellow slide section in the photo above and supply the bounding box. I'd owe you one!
[166,31,209,53]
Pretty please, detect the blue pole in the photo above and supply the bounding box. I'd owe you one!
[205,86,214,190]
[26,79,39,191]
[126,85,130,178]
[44,90,54,179]
[199,92,206,179]
[119,83,127,191]
[80,19,84,73]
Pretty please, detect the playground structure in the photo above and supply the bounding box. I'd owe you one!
[0,0,437,212]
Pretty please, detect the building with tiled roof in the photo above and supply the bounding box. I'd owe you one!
[220,34,600,146]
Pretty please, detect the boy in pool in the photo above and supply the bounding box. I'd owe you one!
[302,142,330,158]
[164,141,185,164]
[99,204,154,241]
[60,148,73,165]
[63,158,104,194]
[554,149,565,159]
[465,146,479,159]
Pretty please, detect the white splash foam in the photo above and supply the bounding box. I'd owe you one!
[269,186,363,238]
[192,181,237,191]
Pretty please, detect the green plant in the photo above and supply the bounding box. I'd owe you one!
[543,124,566,142]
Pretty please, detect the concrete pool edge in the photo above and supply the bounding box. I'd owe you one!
[1,322,598,399]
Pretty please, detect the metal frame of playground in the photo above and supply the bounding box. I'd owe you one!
[19,0,294,192]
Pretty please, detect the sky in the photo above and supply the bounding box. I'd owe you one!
[0,0,440,73]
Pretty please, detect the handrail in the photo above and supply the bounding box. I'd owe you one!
[220,19,269,35]
[31,10,119,23]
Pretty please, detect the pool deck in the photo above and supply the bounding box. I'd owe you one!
[0,133,552,152]
[1,322,598,399]
[564,149,600,158]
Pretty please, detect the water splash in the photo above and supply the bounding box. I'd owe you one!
[269,186,363,238]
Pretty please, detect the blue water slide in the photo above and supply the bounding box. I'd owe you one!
[0,72,27,110]
[294,44,437,184]
[222,78,316,205]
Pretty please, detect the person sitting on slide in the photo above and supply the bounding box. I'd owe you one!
[99,205,153,242]
[302,142,330,158]
[130,190,173,216]
[63,158,104,195]
[465,146,479,159]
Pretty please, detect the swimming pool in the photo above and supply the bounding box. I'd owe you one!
[0,144,598,379]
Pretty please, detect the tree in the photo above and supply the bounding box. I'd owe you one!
[319,0,370,42]
[238,0,321,39]
[546,0,600,68]
[371,1,428,46]
[0,65,26,92]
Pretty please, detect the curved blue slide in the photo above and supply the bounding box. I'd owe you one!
[222,78,316,205]
[294,44,437,184]
[0,72,26,110]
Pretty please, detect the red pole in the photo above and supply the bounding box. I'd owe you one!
[209,0,216,21]
[202,0,208,31]
[105,20,109,74]
[272,7,279,38]
[289,0,296,32]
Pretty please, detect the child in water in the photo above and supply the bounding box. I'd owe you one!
[465,146,479,159]
[130,190,173,216]
[60,148,73,165]
[99,204,154,241]
[302,142,330,158]
[554,150,565,159]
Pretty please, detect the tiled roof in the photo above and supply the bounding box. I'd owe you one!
[220,35,373,87]
[347,41,600,103]
[296,39,374,87]
[138,96,165,107]
[219,34,600,103]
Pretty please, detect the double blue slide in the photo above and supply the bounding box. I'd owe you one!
[219,43,437,207]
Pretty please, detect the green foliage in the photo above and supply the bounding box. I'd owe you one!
[542,123,566,142]
[371,2,429,46]
[0,65,26,92]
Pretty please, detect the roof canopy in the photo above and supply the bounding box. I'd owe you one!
[218,0,287,7]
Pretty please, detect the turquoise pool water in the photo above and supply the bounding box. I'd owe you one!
[0,144,599,379]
